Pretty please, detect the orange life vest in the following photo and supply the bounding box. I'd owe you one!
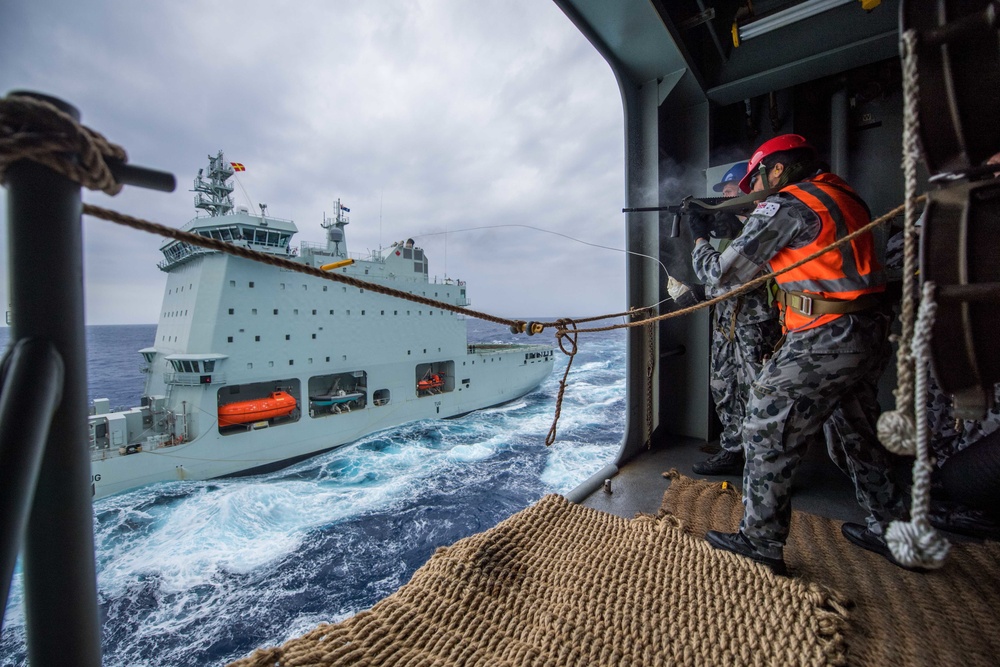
[768,173,884,332]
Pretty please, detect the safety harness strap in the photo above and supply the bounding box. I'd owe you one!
[775,288,881,316]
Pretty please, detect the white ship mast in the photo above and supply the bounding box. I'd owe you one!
[192,151,236,217]
[320,197,350,258]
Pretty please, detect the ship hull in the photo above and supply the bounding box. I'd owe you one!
[91,348,552,499]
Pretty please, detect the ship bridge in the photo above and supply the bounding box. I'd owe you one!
[157,210,298,271]
[162,352,229,386]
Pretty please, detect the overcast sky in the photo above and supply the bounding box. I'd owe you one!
[1,0,626,325]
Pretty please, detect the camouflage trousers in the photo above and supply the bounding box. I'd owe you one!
[739,316,906,557]
[710,317,782,453]
[925,371,1000,468]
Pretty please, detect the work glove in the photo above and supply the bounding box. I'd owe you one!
[667,276,702,308]
[688,213,712,241]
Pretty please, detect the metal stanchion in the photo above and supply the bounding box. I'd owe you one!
[2,90,175,665]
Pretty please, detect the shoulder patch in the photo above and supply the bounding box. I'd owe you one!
[753,201,781,218]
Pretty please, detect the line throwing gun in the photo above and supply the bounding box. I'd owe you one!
[622,189,773,237]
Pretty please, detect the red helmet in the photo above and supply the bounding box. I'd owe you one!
[738,134,816,193]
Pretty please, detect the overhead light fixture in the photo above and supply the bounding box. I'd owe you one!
[737,0,857,42]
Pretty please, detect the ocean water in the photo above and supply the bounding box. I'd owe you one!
[0,319,625,666]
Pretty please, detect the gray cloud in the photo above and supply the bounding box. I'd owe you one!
[1,0,626,324]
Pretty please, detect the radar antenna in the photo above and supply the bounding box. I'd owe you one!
[192,151,235,217]
[320,198,350,258]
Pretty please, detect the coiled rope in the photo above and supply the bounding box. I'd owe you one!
[877,29,922,455]
[885,281,951,569]
[0,91,918,451]
[876,29,950,569]
[0,94,126,195]
[545,318,578,446]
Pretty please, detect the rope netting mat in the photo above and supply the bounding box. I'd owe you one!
[660,471,1000,667]
[229,494,847,667]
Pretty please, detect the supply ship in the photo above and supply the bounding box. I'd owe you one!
[4,1,1000,665]
[86,152,554,499]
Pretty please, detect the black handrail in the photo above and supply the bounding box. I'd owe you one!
[0,338,64,627]
[1,91,175,666]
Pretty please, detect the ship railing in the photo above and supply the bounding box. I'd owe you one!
[244,240,298,257]
[164,371,226,386]
[299,242,383,264]
[160,235,297,271]
[157,243,214,270]
[189,211,296,225]
[299,240,327,254]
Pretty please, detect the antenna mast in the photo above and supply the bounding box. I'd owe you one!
[192,151,235,217]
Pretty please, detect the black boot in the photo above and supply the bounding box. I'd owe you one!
[840,522,928,572]
[928,501,1000,541]
[692,449,744,476]
[705,530,788,576]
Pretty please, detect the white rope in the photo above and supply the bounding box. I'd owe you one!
[877,28,922,454]
[886,281,951,569]
[878,409,916,456]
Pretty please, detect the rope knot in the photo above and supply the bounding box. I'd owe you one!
[877,410,916,455]
[545,319,580,447]
[885,518,951,570]
[554,319,579,356]
[0,93,127,195]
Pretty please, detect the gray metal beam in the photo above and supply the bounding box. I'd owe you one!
[707,29,899,105]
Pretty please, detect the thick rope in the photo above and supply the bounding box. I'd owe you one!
[878,29,922,454]
[0,93,126,195]
[545,319,579,446]
[885,281,951,569]
[0,91,915,339]
[551,202,914,336]
[0,90,926,453]
[84,195,913,450]
[83,204,521,329]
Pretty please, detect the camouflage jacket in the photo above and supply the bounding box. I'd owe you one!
[692,183,886,353]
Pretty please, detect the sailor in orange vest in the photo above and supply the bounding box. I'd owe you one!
[689,134,912,574]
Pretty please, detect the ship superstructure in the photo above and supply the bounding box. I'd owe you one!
[87,151,554,499]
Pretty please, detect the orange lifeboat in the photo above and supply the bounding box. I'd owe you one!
[417,374,444,392]
[218,391,297,427]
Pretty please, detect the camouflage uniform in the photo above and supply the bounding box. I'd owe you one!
[693,184,906,558]
[926,379,1000,466]
[704,281,781,454]
[884,231,1000,537]
[874,228,1000,538]
[884,229,1000,468]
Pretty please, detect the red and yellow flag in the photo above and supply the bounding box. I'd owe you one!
[230,162,246,172]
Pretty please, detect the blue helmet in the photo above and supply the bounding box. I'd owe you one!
[713,161,749,192]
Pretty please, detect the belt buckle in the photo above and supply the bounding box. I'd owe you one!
[796,294,813,316]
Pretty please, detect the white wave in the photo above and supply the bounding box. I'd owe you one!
[539,441,619,494]
[97,483,330,594]
[479,399,529,414]
[446,441,497,462]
